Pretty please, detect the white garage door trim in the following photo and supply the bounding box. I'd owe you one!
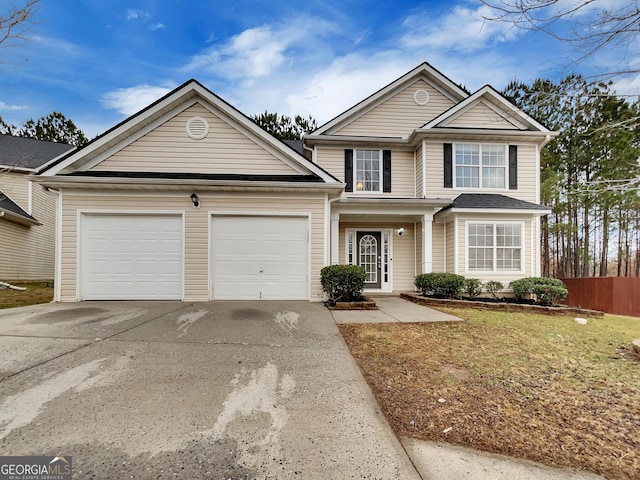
[210,213,311,300]
[79,211,184,300]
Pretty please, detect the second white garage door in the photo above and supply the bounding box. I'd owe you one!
[212,215,309,300]
[81,214,183,300]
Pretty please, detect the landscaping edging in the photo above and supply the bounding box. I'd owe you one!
[401,292,604,318]
[327,297,378,310]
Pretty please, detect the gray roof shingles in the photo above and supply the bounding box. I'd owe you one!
[0,189,38,223]
[0,134,74,170]
[437,193,550,213]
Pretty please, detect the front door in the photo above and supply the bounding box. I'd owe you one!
[357,231,382,289]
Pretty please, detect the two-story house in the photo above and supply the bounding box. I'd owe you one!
[36,63,554,302]
[305,63,554,293]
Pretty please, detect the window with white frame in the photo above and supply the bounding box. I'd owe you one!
[455,144,506,189]
[355,149,381,192]
[467,223,522,272]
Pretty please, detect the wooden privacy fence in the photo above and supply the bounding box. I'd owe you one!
[561,277,640,317]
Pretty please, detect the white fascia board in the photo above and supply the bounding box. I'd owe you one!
[0,209,40,226]
[303,134,408,147]
[442,207,551,215]
[422,86,552,133]
[0,165,36,173]
[408,128,558,144]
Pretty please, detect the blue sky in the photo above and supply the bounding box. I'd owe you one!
[1,0,637,138]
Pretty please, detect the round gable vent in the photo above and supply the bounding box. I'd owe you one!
[413,89,429,106]
[186,117,209,140]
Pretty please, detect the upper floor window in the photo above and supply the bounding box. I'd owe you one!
[355,149,381,192]
[455,143,506,189]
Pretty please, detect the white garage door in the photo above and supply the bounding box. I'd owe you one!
[212,216,309,300]
[81,214,183,300]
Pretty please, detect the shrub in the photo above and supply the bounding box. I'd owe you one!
[509,277,568,306]
[484,280,504,299]
[320,265,366,303]
[464,278,483,298]
[415,273,465,299]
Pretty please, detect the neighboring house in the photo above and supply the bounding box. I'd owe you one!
[36,63,556,302]
[0,135,74,280]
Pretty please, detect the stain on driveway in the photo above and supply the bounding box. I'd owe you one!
[0,301,420,479]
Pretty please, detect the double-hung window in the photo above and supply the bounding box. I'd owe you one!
[467,223,522,272]
[355,149,381,192]
[455,143,506,189]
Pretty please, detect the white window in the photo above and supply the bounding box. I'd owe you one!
[455,144,506,189]
[355,149,381,192]
[467,223,522,272]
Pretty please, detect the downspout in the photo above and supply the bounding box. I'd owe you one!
[541,134,551,148]
[302,141,315,163]
[46,187,62,302]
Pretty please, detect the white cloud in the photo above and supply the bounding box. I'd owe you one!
[0,101,28,111]
[126,9,150,21]
[101,83,175,116]
[182,16,339,81]
[400,5,520,53]
[150,22,165,31]
[612,73,640,97]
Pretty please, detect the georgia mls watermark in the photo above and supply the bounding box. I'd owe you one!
[0,456,72,480]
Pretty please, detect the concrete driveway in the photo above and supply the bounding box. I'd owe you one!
[0,301,420,479]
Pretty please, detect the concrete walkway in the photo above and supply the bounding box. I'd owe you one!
[332,295,463,324]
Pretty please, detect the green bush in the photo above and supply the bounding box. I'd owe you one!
[464,278,483,298]
[415,273,465,299]
[320,265,366,303]
[509,277,568,306]
[484,280,504,299]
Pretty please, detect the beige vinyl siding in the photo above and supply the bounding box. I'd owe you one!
[334,79,456,137]
[415,142,423,197]
[93,103,298,175]
[1,172,29,208]
[424,141,538,203]
[445,102,519,129]
[338,222,416,291]
[316,146,415,197]
[432,221,445,272]
[59,191,326,302]
[456,214,533,284]
[445,221,455,273]
[0,177,55,280]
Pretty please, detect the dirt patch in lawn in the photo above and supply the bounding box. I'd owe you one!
[0,282,54,309]
[339,308,640,480]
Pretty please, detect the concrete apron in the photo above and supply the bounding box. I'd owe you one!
[0,300,420,479]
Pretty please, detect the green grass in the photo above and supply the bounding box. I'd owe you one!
[0,282,54,309]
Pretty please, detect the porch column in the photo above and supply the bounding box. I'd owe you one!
[330,212,340,265]
[422,213,433,273]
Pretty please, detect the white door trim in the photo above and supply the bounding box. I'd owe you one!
[344,228,393,292]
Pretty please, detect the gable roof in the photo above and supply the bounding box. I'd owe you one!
[421,85,552,132]
[38,80,340,185]
[0,134,74,171]
[310,62,469,136]
[436,193,551,216]
[0,189,40,225]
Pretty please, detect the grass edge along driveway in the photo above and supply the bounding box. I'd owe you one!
[339,308,640,480]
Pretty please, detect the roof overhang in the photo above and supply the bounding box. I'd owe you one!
[332,196,452,216]
[303,134,410,148]
[409,128,559,145]
[435,206,551,223]
[32,175,346,195]
[0,209,41,226]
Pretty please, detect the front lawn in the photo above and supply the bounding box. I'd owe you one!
[0,282,54,309]
[339,308,640,480]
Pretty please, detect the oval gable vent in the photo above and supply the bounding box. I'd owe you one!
[413,89,429,106]
[186,117,209,140]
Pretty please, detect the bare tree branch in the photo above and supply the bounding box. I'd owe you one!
[481,0,640,75]
[0,0,40,49]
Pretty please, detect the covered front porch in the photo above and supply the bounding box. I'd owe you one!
[328,198,449,293]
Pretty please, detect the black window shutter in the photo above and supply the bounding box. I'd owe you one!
[444,143,453,188]
[344,149,353,192]
[383,150,391,192]
[509,145,518,190]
